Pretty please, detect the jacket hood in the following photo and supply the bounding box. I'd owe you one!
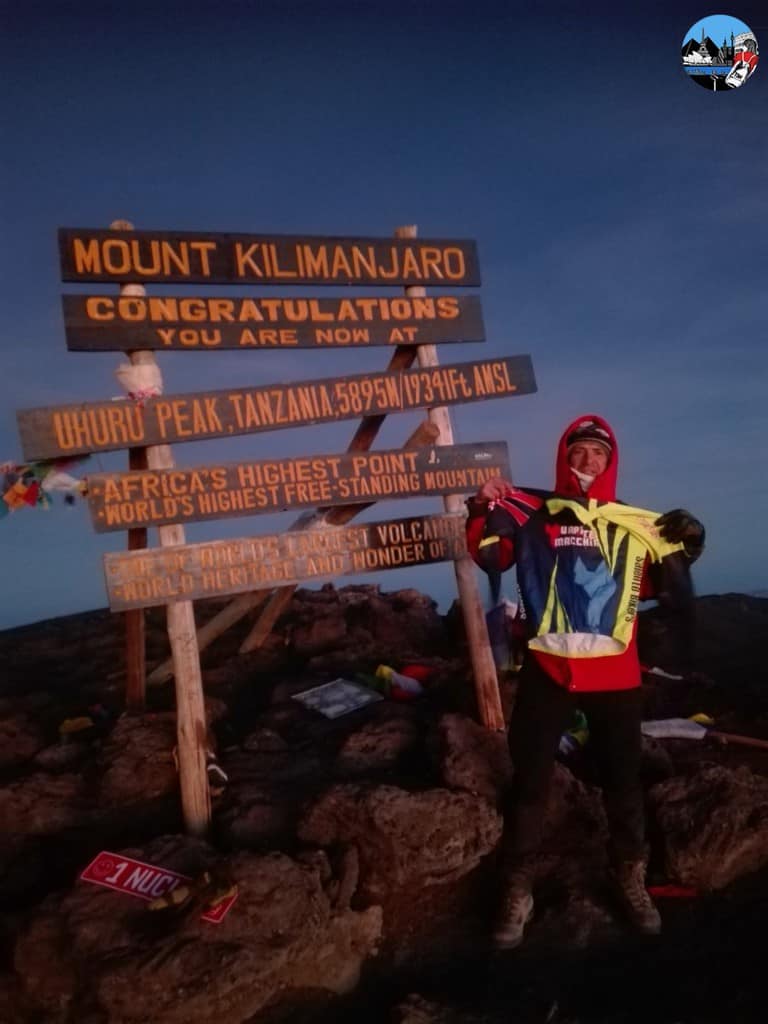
[555,414,618,500]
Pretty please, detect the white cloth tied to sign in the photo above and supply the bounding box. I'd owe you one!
[114,362,163,403]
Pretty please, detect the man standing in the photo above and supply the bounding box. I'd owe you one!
[466,415,705,948]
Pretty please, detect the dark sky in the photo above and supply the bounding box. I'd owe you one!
[1,1,766,628]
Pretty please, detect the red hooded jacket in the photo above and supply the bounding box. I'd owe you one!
[467,415,654,692]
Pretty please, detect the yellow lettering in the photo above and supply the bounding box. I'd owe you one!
[86,297,113,321]
[235,243,264,278]
[73,238,101,274]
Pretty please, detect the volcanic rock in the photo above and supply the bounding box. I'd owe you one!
[650,763,768,889]
[433,711,512,806]
[0,772,87,835]
[334,708,421,777]
[97,698,228,807]
[13,834,381,1023]
[0,712,47,771]
[298,784,502,901]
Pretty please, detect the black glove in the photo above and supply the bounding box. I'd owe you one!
[655,509,705,562]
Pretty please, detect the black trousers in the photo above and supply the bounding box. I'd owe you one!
[506,657,645,864]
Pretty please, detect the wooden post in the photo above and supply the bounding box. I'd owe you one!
[110,220,149,713]
[125,446,147,711]
[396,225,505,731]
[111,221,210,834]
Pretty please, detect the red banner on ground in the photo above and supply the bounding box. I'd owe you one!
[79,850,237,924]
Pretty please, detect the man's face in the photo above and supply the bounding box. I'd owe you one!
[568,441,610,476]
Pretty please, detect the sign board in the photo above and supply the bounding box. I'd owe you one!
[87,442,510,531]
[79,850,237,924]
[103,512,467,611]
[62,294,485,351]
[18,355,536,460]
[59,229,481,286]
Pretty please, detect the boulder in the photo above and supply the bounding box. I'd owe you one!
[432,712,512,807]
[97,713,178,806]
[649,763,768,889]
[13,835,381,1023]
[335,709,421,777]
[0,712,47,770]
[298,784,502,900]
[97,699,228,807]
[0,772,87,835]
[639,594,768,711]
[285,585,448,670]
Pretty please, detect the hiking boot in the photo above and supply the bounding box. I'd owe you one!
[615,859,662,935]
[493,865,534,949]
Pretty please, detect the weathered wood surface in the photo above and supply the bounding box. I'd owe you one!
[59,229,481,285]
[109,219,210,834]
[397,223,505,732]
[104,513,467,612]
[87,442,510,532]
[18,355,537,460]
[62,294,485,350]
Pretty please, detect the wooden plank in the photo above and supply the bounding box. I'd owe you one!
[58,229,481,286]
[124,444,148,712]
[396,223,505,732]
[104,513,467,612]
[62,294,486,351]
[108,219,209,836]
[87,442,510,532]
[18,354,537,460]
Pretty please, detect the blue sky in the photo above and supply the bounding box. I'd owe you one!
[1,1,767,629]
[682,15,753,46]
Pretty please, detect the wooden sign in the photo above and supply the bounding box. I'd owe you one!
[18,355,536,460]
[59,229,481,286]
[104,512,467,611]
[62,294,485,351]
[87,442,510,531]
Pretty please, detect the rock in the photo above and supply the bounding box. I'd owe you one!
[0,772,87,835]
[395,994,465,1024]
[97,699,228,807]
[298,784,502,900]
[433,712,512,806]
[531,891,621,951]
[97,713,178,806]
[650,763,768,889]
[0,833,48,909]
[538,761,609,861]
[640,735,674,785]
[13,835,382,1023]
[216,783,295,848]
[639,594,768,710]
[335,709,420,777]
[0,712,47,770]
[242,727,290,753]
[285,585,448,669]
[34,740,92,773]
[291,608,350,656]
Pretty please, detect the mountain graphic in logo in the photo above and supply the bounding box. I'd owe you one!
[682,14,759,91]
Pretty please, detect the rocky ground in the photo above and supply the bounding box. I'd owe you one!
[0,587,767,1023]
